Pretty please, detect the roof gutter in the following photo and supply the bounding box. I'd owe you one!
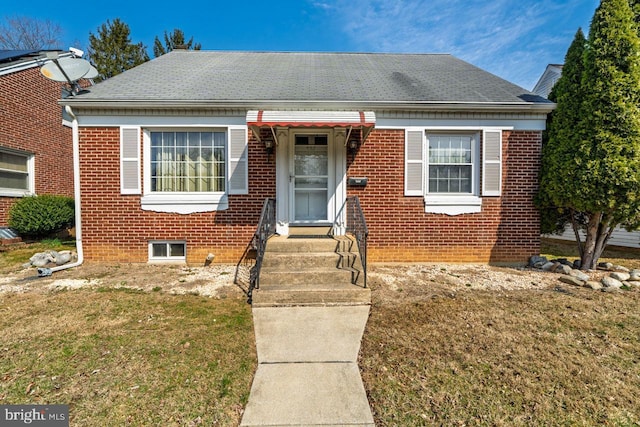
[59,99,556,114]
[38,105,84,276]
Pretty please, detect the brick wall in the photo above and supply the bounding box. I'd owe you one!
[0,66,74,225]
[78,125,540,265]
[78,127,275,263]
[347,129,541,263]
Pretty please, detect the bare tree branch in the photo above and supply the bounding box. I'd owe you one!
[0,16,64,50]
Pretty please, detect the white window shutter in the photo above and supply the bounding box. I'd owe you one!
[405,130,424,196]
[482,130,502,196]
[228,127,248,195]
[120,127,141,195]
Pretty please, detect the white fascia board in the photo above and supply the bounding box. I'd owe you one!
[377,118,546,131]
[76,115,247,127]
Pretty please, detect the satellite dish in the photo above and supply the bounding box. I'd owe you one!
[84,65,99,79]
[41,57,91,83]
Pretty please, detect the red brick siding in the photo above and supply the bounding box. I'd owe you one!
[79,125,540,264]
[347,129,541,263]
[0,66,74,225]
[78,127,275,263]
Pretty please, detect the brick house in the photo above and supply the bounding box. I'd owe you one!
[0,50,76,227]
[60,51,554,264]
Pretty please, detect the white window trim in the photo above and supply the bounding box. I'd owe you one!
[148,240,187,264]
[140,127,230,214]
[0,148,35,197]
[424,131,481,215]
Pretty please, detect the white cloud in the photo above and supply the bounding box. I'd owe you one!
[312,0,595,89]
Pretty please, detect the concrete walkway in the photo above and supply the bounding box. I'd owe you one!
[240,306,375,426]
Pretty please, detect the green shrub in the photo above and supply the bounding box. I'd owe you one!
[8,195,75,238]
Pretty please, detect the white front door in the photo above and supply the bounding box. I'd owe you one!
[291,133,331,223]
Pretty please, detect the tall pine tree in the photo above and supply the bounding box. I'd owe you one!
[540,0,640,269]
[153,29,201,57]
[87,18,149,82]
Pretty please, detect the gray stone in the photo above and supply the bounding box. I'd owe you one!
[569,269,590,283]
[54,252,72,265]
[559,275,584,287]
[573,259,582,269]
[627,281,640,288]
[541,262,556,272]
[529,255,548,269]
[610,272,630,282]
[598,262,614,271]
[557,265,572,275]
[29,252,53,268]
[613,265,629,273]
[586,281,603,290]
[602,276,623,289]
[629,270,640,281]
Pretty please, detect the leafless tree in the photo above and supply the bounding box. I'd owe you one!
[0,15,64,50]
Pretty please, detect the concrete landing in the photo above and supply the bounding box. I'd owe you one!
[240,306,374,427]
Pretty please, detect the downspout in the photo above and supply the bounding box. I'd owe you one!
[38,105,84,276]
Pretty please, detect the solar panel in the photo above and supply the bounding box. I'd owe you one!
[0,50,39,62]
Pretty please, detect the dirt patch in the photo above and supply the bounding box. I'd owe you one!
[0,262,246,298]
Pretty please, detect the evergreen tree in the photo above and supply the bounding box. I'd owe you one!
[540,0,640,269]
[153,29,201,57]
[538,29,587,241]
[87,18,149,82]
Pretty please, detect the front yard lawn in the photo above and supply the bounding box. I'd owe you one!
[0,289,255,426]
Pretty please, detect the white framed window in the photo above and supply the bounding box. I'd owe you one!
[149,241,186,263]
[129,126,248,214]
[0,148,34,197]
[405,129,502,215]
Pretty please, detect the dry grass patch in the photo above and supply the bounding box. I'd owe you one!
[0,289,255,426]
[361,270,640,425]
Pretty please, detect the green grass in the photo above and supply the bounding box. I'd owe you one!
[0,290,256,426]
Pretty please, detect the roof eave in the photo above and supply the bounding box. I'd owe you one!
[60,99,556,114]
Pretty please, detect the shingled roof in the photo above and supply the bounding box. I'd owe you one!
[64,51,552,111]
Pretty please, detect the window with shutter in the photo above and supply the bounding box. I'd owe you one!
[405,130,424,196]
[228,127,249,195]
[482,130,502,196]
[120,127,141,194]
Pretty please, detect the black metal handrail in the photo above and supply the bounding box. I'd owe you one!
[248,198,276,302]
[345,196,369,288]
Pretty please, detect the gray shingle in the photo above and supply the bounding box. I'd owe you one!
[73,51,550,105]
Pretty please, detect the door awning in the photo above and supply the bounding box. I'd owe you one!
[246,110,376,144]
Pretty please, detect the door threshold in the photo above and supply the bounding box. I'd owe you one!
[288,225,333,236]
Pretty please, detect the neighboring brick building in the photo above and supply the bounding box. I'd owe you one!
[0,50,74,226]
[62,51,554,264]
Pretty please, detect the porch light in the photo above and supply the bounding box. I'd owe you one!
[264,138,274,155]
[348,139,359,154]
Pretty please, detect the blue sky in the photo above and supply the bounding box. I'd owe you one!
[3,0,598,90]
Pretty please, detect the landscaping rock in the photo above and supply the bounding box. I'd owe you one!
[614,265,630,273]
[602,276,623,289]
[586,281,604,291]
[529,255,548,269]
[559,275,584,287]
[573,259,582,269]
[54,252,72,265]
[541,262,556,272]
[557,264,572,275]
[610,272,630,282]
[598,262,614,271]
[629,269,640,281]
[569,269,590,283]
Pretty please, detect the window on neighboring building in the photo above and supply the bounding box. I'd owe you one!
[0,149,32,196]
[150,131,226,193]
[149,241,186,262]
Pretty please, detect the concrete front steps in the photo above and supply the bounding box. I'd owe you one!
[252,229,371,307]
